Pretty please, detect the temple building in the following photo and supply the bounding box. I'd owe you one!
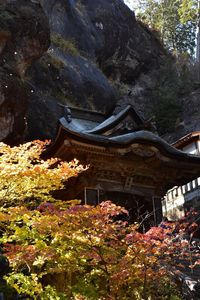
[162,132,200,220]
[46,103,200,228]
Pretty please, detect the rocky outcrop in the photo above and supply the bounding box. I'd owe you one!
[163,88,200,143]
[0,0,168,142]
[41,0,165,82]
[0,0,50,144]
[26,0,166,141]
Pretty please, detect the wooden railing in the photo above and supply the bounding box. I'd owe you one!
[162,178,200,218]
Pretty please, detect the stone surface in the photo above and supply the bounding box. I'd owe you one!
[163,88,200,143]
[26,0,166,141]
[0,0,50,143]
[0,0,184,143]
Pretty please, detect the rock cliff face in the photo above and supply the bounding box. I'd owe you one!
[0,0,50,144]
[163,87,200,143]
[26,0,167,141]
[0,0,171,142]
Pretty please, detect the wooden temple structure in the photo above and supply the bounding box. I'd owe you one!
[173,131,200,154]
[163,131,200,219]
[46,103,200,227]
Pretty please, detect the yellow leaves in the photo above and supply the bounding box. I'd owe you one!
[0,200,186,299]
[33,256,46,267]
[0,140,186,298]
[5,272,44,299]
[35,240,47,250]
[0,211,9,221]
[0,140,85,207]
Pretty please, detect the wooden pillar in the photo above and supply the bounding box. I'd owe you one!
[152,197,163,225]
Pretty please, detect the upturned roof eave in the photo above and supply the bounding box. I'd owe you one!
[86,105,144,134]
[172,131,200,149]
[47,119,200,165]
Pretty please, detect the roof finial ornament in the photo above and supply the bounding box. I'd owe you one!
[59,104,72,123]
[128,90,132,96]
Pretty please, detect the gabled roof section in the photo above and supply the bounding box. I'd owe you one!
[55,117,200,164]
[86,105,145,135]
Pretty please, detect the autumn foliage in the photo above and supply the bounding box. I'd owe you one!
[0,141,198,299]
[0,140,83,206]
[1,202,183,299]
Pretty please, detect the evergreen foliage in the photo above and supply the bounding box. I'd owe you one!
[51,33,79,56]
[151,57,195,135]
[135,0,198,56]
[152,59,182,135]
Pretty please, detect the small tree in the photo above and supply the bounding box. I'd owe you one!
[0,141,198,299]
[0,140,84,207]
[135,0,198,56]
[0,201,184,299]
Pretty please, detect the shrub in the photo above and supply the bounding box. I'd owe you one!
[51,33,79,56]
[0,201,184,300]
[0,141,198,299]
[46,53,65,69]
[0,140,84,207]
[151,59,182,135]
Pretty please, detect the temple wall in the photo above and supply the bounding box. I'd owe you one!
[182,142,198,155]
[163,136,200,220]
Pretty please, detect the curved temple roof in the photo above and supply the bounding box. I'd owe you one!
[46,106,200,197]
[57,117,200,164]
[85,105,144,134]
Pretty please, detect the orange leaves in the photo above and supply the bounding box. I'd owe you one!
[0,140,193,298]
[145,226,165,241]
[0,211,9,222]
[194,259,200,266]
[0,200,187,299]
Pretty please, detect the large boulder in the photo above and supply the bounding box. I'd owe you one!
[26,0,166,141]
[0,0,50,144]
[0,0,167,142]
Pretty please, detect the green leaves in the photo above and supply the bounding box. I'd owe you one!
[0,201,183,299]
[135,0,198,55]
[0,140,187,299]
[5,273,43,299]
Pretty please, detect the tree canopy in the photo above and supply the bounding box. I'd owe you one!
[0,140,84,207]
[0,141,199,299]
[134,0,198,56]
